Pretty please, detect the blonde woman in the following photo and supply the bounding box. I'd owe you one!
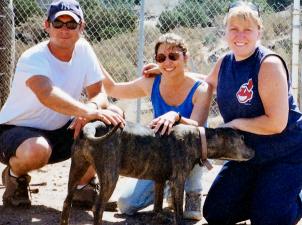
[202,2,302,224]
[102,33,212,220]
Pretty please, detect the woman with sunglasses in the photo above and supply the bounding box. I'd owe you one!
[101,33,212,220]
[144,1,302,224]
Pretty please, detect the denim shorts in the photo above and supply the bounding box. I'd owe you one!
[0,121,74,165]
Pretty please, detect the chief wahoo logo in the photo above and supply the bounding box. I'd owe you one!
[236,78,254,104]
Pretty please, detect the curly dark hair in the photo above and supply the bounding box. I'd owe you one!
[154,33,188,57]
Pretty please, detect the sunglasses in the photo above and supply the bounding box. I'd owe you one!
[155,52,182,63]
[51,19,80,30]
[228,1,260,16]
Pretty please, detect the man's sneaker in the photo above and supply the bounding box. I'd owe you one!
[183,192,202,221]
[72,178,117,211]
[2,166,31,207]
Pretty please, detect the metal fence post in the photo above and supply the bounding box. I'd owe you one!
[292,0,300,106]
[136,0,145,123]
[0,0,15,109]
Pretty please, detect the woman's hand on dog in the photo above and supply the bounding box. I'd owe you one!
[149,111,180,135]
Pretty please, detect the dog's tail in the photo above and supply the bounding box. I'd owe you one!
[83,121,121,142]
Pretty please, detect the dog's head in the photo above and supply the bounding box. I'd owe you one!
[205,127,254,161]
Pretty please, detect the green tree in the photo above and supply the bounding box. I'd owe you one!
[79,0,137,41]
[157,0,228,33]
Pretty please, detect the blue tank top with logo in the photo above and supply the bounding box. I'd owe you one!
[151,75,201,118]
[217,46,302,164]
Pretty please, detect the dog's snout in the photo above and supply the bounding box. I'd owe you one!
[245,147,255,159]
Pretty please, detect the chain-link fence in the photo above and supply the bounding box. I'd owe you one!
[0,0,14,108]
[1,0,297,124]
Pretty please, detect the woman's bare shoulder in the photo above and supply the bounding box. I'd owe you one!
[185,71,207,81]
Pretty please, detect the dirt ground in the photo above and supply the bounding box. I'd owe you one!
[1,160,302,225]
[0,160,252,225]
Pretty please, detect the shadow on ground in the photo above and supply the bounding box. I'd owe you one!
[110,208,209,225]
[0,205,92,225]
[0,205,209,225]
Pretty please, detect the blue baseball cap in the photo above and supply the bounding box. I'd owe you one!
[47,0,84,23]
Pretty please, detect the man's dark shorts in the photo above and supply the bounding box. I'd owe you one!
[0,121,74,165]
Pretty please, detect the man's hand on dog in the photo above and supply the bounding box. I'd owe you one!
[98,108,125,127]
[69,109,125,139]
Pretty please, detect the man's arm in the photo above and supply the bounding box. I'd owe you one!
[26,75,125,138]
[26,75,98,119]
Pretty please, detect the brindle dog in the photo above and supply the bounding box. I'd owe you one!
[61,121,254,225]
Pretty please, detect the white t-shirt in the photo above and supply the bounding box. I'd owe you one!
[0,38,103,130]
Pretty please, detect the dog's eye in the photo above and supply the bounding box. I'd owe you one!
[240,135,244,141]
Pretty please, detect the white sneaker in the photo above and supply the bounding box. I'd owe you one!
[183,192,202,221]
[166,194,173,208]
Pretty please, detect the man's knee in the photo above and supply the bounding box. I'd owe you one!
[15,137,51,164]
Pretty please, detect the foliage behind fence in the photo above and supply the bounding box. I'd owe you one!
[0,0,14,108]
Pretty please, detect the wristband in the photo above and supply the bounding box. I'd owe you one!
[175,112,182,124]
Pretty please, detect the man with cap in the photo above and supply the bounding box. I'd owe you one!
[0,0,124,208]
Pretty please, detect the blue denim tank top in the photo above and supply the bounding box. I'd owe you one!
[217,46,302,164]
[151,76,201,118]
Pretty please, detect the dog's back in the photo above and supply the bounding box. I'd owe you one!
[84,121,200,182]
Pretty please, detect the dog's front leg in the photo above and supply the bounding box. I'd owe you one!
[154,181,165,212]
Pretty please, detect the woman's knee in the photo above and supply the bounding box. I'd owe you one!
[117,196,138,215]
[117,179,155,215]
[203,199,230,224]
[203,190,248,225]
[251,199,302,225]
